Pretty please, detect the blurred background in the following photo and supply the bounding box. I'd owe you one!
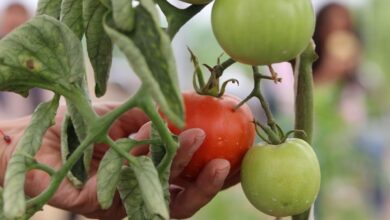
[1,0,390,219]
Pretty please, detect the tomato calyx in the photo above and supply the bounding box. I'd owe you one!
[254,120,307,145]
[188,48,238,97]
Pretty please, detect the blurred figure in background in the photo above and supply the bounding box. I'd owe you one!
[312,3,386,220]
[0,2,50,119]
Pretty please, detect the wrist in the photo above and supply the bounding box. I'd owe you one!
[0,117,29,186]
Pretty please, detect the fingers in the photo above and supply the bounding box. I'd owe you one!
[130,122,152,156]
[170,128,205,182]
[170,159,230,219]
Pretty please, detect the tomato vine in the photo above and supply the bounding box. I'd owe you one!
[0,0,317,219]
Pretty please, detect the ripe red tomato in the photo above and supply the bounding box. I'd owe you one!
[166,91,255,180]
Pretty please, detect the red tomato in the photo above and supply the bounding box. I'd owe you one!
[166,91,255,180]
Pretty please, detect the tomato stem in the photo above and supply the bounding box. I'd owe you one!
[292,41,318,220]
[140,95,179,174]
[155,0,207,39]
[190,50,238,97]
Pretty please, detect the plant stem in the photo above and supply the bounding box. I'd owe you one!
[66,89,98,125]
[105,137,138,165]
[140,95,178,173]
[292,41,318,220]
[214,58,236,77]
[293,41,317,143]
[96,89,145,140]
[155,0,207,39]
[253,67,275,127]
[28,163,56,176]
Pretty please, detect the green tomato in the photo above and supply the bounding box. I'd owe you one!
[178,0,212,5]
[211,0,315,65]
[241,138,320,217]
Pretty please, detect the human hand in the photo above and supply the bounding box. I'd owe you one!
[0,103,239,219]
[134,123,240,219]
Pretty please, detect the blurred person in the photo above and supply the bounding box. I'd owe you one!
[0,2,50,119]
[311,3,386,220]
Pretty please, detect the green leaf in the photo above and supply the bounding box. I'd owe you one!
[0,15,86,98]
[112,0,135,32]
[103,0,184,128]
[118,157,169,220]
[61,115,87,188]
[61,0,85,39]
[3,96,60,219]
[150,123,173,206]
[150,124,166,167]
[65,98,96,186]
[83,0,113,97]
[37,0,63,19]
[97,139,137,209]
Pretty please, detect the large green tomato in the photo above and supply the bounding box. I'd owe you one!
[241,138,320,217]
[178,0,212,5]
[211,0,315,65]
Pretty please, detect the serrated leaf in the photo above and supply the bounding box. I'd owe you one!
[97,139,137,209]
[84,0,113,97]
[118,157,169,220]
[0,15,86,98]
[37,0,63,19]
[3,96,59,219]
[103,0,184,128]
[61,0,85,39]
[112,0,135,32]
[61,115,87,188]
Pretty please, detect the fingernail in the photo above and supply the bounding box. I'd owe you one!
[213,164,230,185]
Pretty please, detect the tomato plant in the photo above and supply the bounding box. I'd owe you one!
[241,138,320,217]
[211,0,315,65]
[0,0,318,219]
[166,91,255,179]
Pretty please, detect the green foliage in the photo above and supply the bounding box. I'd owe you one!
[103,0,184,127]
[97,139,138,209]
[0,15,87,99]
[61,0,84,39]
[118,157,169,220]
[0,0,208,219]
[83,0,113,97]
[37,0,62,19]
[3,97,59,219]
[0,0,316,219]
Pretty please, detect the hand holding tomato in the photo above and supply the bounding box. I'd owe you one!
[164,91,256,180]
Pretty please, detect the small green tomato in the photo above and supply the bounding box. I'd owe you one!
[241,138,320,217]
